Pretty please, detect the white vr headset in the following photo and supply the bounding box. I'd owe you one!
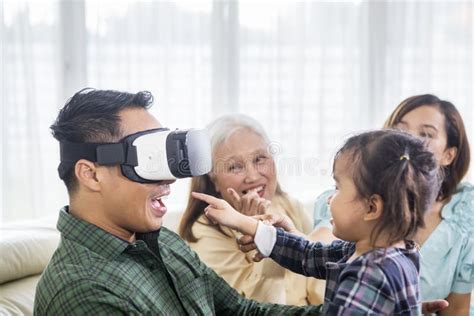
[59,128,212,183]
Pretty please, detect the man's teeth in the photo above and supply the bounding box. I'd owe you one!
[152,195,168,201]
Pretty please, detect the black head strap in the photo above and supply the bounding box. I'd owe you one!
[58,142,138,179]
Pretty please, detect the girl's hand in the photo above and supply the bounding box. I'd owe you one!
[237,214,298,252]
[237,234,257,253]
[252,213,300,235]
[227,188,271,216]
[236,214,303,262]
[236,235,265,262]
[192,192,259,236]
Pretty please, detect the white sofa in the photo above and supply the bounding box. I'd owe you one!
[0,212,182,316]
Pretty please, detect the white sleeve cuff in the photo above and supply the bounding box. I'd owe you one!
[254,221,277,257]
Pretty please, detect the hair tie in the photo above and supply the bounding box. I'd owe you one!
[400,154,410,161]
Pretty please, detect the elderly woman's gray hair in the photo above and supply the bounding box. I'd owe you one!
[206,114,271,158]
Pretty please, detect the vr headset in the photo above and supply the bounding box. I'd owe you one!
[59,128,212,183]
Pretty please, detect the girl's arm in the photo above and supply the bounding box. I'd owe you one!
[269,228,350,279]
[192,191,351,279]
[191,192,260,236]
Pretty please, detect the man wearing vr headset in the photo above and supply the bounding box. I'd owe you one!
[33,88,321,315]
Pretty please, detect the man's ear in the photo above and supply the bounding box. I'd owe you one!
[364,194,383,221]
[75,159,101,192]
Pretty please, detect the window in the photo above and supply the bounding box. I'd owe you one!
[2,0,472,222]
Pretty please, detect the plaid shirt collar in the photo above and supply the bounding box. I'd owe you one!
[57,206,152,260]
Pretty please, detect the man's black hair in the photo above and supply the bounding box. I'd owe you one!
[50,88,153,193]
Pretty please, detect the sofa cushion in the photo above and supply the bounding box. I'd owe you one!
[0,274,41,316]
[0,226,59,284]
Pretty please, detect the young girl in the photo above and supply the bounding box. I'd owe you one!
[313,94,473,314]
[192,129,441,315]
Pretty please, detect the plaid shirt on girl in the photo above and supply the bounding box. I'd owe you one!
[270,229,421,315]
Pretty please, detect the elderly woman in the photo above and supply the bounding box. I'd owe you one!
[179,114,324,305]
[312,94,473,315]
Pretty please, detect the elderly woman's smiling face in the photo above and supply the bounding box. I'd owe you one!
[211,128,277,203]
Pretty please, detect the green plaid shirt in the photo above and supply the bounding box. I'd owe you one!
[34,207,322,315]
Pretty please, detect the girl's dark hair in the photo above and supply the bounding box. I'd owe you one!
[336,129,441,246]
[50,88,154,194]
[384,94,470,200]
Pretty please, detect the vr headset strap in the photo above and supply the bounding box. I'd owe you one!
[60,142,138,166]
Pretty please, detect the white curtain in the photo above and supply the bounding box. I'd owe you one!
[2,1,65,222]
[236,1,474,202]
[2,0,473,222]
